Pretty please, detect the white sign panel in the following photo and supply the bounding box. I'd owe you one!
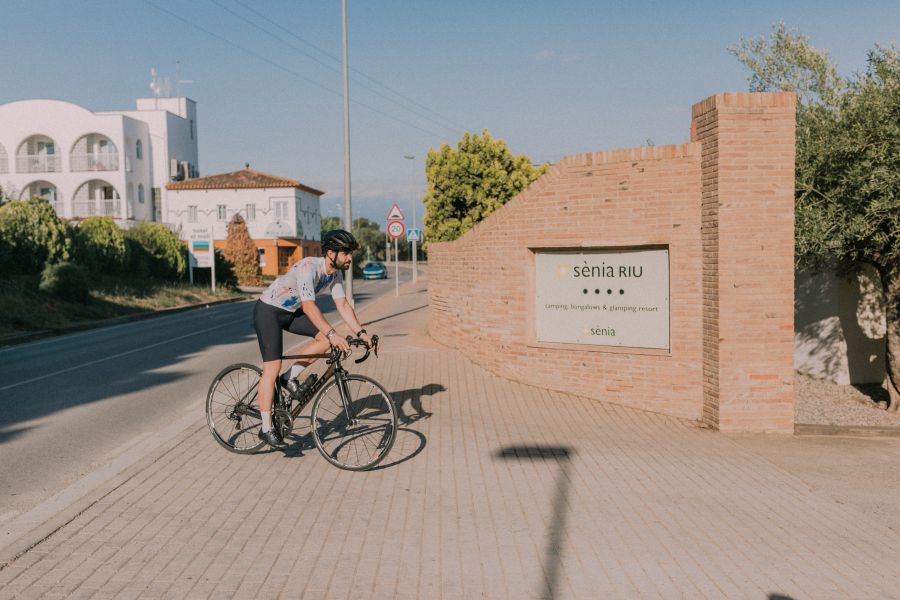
[535,248,669,349]
[187,225,213,268]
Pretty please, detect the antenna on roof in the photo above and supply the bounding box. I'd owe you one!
[174,60,193,97]
[149,67,172,108]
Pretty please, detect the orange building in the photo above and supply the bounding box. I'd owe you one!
[167,168,323,276]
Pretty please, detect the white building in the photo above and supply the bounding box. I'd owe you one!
[0,97,198,224]
[167,168,323,276]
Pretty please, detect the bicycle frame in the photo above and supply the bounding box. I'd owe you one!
[232,337,376,423]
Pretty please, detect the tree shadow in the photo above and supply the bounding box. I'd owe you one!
[0,301,262,443]
[795,266,886,402]
[496,445,574,600]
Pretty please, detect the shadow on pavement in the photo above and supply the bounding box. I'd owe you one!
[362,304,428,328]
[497,444,574,600]
[392,383,443,425]
[0,302,259,442]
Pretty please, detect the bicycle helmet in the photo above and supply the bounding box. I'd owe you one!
[321,229,359,253]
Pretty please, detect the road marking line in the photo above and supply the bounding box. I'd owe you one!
[0,320,237,392]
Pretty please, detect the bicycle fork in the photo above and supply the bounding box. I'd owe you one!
[334,371,358,426]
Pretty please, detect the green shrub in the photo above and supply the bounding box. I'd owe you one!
[0,199,73,274]
[74,217,127,273]
[39,261,91,302]
[124,222,186,280]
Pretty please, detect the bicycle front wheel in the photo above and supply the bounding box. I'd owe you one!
[206,363,267,454]
[310,374,397,470]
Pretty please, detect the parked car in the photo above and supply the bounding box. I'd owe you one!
[361,261,387,280]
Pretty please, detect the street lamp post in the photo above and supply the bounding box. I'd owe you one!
[341,0,354,304]
[404,154,417,283]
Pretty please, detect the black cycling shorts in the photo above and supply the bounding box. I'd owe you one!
[253,300,319,362]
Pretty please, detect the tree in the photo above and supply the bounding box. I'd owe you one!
[731,25,900,410]
[322,215,388,268]
[423,129,548,246]
[223,214,262,286]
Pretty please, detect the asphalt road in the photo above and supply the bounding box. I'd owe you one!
[0,275,400,520]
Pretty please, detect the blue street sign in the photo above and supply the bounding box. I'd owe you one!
[406,228,420,242]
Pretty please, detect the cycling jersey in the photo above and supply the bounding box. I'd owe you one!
[259,256,345,312]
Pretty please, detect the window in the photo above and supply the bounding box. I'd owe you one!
[188,205,198,222]
[245,204,256,221]
[152,188,161,221]
[274,200,288,219]
[190,119,194,140]
[258,248,266,267]
[217,204,227,220]
[138,184,145,204]
[136,140,143,159]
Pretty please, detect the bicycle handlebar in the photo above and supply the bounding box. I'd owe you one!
[326,334,379,365]
[348,334,379,364]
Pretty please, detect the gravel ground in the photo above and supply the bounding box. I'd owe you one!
[795,372,900,427]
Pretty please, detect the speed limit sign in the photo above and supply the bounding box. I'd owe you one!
[387,220,405,239]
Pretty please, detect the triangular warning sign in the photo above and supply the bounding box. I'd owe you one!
[387,203,405,221]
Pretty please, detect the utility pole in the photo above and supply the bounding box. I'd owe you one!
[341,0,354,304]
[404,154,417,283]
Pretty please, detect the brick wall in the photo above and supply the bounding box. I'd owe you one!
[691,93,796,432]
[428,92,795,432]
[429,144,704,420]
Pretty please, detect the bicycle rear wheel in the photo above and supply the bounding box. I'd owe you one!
[206,363,267,454]
[310,374,397,470]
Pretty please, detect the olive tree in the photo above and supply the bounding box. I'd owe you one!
[731,24,900,409]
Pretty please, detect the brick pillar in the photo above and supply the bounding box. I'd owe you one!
[691,92,796,432]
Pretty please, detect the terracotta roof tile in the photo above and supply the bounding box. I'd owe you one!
[166,168,324,195]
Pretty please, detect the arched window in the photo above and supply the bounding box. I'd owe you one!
[138,184,145,204]
[136,139,143,160]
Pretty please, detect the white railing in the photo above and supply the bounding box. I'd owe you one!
[73,199,121,218]
[70,153,119,172]
[16,154,62,173]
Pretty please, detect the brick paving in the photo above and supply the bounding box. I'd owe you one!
[1,277,899,598]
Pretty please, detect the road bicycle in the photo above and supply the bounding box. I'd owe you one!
[205,335,397,471]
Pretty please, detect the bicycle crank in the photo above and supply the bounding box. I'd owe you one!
[273,409,293,439]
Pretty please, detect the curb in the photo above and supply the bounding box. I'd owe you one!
[0,294,252,348]
[794,423,900,437]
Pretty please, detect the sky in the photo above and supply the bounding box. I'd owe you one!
[2,0,897,227]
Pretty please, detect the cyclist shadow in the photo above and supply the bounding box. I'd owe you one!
[392,383,444,425]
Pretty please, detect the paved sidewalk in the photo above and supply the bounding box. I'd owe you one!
[1,276,899,598]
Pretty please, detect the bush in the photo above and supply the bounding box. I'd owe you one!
[39,261,91,302]
[0,198,73,274]
[124,222,186,280]
[74,217,127,273]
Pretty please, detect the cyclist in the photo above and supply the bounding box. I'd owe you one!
[253,229,374,449]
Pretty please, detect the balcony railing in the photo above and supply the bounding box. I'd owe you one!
[16,154,62,173]
[70,153,119,172]
[73,199,121,218]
